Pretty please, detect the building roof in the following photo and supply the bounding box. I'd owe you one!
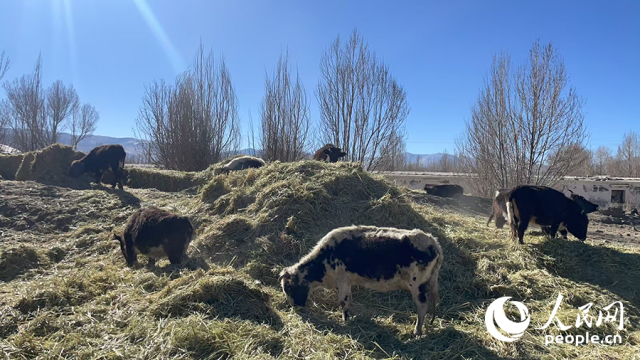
[0,144,21,155]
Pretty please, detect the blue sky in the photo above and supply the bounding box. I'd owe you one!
[0,0,638,154]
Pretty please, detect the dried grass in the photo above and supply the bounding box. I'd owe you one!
[0,153,24,180]
[1,161,640,359]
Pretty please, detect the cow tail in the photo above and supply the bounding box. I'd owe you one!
[429,252,443,324]
[487,212,494,227]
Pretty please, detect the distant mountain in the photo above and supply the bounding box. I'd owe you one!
[405,152,457,166]
[58,133,142,156]
[2,130,455,166]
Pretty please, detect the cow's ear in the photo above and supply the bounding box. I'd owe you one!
[324,149,331,155]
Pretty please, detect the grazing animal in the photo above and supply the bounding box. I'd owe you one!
[279,225,443,336]
[313,144,347,163]
[215,155,266,175]
[506,185,589,244]
[489,188,597,240]
[424,184,463,198]
[69,144,126,189]
[113,207,195,267]
[487,189,510,228]
[568,190,599,214]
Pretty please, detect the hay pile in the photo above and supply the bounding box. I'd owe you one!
[0,153,24,180]
[197,161,427,267]
[124,167,211,192]
[3,144,86,185]
[2,161,640,359]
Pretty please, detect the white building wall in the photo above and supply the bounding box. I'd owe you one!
[377,171,640,210]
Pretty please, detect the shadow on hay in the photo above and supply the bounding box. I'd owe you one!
[147,256,211,275]
[534,238,640,310]
[151,276,284,330]
[299,311,513,360]
[101,186,141,207]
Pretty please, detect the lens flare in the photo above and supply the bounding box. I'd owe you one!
[133,0,185,73]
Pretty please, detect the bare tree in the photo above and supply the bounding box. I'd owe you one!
[616,131,640,177]
[3,55,48,151]
[0,50,10,143]
[317,29,410,170]
[2,55,97,151]
[135,42,240,171]
[593,146,613,175]
[376,130,407,171]
[0,51,9,82]
[456,40,587,196]
[46,80,79,144]
[69,103,99,149]
[260,51,310,162]
[549,143,592,176]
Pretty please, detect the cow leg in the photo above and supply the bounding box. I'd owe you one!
[516,215,530,244]
[337,283,352,321]
[559,229,568,239]
[546,224,560,239]
[94,171,103,185]
[409,282,430,336]
[147,257,156,267]
[166,248,184,265]
[109,161,120,189]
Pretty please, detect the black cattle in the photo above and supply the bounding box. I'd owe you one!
[313,144,347,163]
[113,207,194,267]
[568,190,599,214]
[506,185,589,244]
[424,184,463,198]
[69,144,126,189]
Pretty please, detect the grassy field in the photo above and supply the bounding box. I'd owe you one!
[1,151,639,359]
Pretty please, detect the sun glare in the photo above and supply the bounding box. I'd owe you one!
[133,0,185,73]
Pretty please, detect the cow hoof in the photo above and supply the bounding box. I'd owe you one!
[342,311,349,322]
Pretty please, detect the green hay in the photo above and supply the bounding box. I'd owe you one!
[0,153,24,180]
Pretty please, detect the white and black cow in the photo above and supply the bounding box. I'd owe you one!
[506,185,589,244]
[215,155,266,175]
[487,189,510,228]
[279,225,443,336]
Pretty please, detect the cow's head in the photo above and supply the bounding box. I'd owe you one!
[279,268,309,306]
[113,232,139,266]
[570,193,599,214]
[323,146,347,163]
[69,160,85,178]
[567,211,589,242]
